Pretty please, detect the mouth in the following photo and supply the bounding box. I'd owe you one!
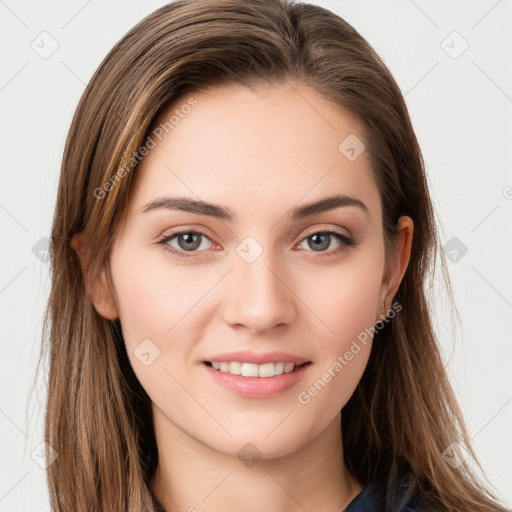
[202,359,313,398]
[203,360,312,378]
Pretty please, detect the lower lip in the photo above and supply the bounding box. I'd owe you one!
[202,362,312,398]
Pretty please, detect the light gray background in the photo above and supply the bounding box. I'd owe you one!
[1,1,511,510]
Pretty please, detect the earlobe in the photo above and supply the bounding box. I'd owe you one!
[90,270,119,320]
[70,232,119,320]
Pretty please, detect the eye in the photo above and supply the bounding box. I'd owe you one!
[157,229,217,258]
[295,228,356,255]
[157,226,356,260]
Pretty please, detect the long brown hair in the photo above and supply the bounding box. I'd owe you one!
[37,0,507,510]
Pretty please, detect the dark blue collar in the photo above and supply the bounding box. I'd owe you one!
[345,480,421,512]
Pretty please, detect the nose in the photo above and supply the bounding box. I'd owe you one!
[222,248,297,334]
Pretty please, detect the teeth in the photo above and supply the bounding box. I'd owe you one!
[274,362,284,375]
[209,361,299,377]
[241,363,259,377]
[229,361,241,375]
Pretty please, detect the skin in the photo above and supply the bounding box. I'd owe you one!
[74,82,413,511]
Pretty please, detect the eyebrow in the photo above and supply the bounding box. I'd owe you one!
[141,193,369,221]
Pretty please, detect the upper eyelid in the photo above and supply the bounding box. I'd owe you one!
[300,224,351,238]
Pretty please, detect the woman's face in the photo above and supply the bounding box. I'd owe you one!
[101,83,400,459]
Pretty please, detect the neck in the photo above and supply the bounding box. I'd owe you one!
[150,410,362,512]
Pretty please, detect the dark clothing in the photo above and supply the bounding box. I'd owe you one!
[345,479,425,511]
[151,479,426,511]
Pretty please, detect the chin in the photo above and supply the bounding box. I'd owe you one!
[203,423,313,462]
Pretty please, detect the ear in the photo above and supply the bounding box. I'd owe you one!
[71,232,119,320]
[377,215,414,320]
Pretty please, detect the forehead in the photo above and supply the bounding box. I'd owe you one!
[129,83,380,219]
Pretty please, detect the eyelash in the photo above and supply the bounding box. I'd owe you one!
[157,227,356,260]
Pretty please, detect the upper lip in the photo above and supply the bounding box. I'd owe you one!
[203,350,311,365]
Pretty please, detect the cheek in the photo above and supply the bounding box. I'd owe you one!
[109,243,225,398]
[295,249,383,408]
[109,248,207,407]
[306,248,384,344]
[110,243,206,345]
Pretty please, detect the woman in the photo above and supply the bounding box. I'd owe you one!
[40,0,508,510]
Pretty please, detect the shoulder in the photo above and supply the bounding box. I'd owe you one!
[345,479,428,512]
